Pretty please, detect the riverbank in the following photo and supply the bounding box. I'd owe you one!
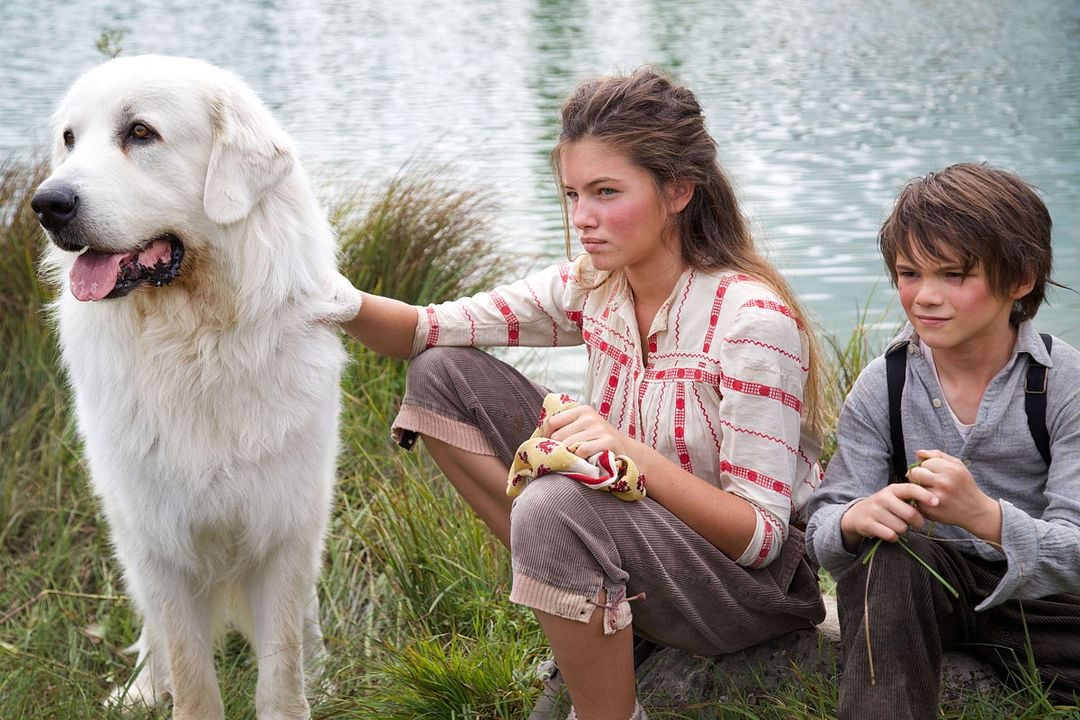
[1,159,1072,719]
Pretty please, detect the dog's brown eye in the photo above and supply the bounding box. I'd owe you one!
[62,129,75,148]
[125,122,159,145]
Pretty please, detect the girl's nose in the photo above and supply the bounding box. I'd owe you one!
[571,198,596,230]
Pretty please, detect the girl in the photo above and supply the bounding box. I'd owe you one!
[336,67,826,720]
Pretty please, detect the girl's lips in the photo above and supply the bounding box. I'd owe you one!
[917,315,949,326]
[580,238,606,251]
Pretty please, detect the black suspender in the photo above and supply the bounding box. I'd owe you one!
[886,333,1052,483]
[885,344,909,483]
[1025,334,1053,467]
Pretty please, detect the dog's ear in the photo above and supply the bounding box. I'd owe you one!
[203,83,296,225]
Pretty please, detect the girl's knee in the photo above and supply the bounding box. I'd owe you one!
[510,475,592,539]
[406,346,480,384]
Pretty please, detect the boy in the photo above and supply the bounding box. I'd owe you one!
[806,163,1080,719]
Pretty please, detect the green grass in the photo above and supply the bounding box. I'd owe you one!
[1,157,1074,719]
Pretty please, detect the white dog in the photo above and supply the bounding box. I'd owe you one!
[32,55,359,719]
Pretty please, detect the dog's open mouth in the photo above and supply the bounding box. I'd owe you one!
[69,235,185,302]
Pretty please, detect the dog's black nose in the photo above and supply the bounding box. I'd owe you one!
[31,185,79,233]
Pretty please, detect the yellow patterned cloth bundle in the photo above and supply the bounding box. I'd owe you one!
[507,393,646,501]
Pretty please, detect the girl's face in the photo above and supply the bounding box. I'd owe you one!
[560,138,688,277]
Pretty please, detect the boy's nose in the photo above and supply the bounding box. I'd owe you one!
[914,280,944,306]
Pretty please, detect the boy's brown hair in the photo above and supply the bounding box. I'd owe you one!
[878,162,1058,323]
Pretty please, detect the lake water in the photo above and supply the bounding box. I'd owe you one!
[3,0,1078,392]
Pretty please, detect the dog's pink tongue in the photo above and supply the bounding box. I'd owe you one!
[70,251,125,302]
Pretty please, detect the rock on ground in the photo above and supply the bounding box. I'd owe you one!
[528,596,1001,718]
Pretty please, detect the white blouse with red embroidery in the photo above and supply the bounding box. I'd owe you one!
[409,256,823,569]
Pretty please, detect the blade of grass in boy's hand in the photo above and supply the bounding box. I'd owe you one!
[861,534,959,598]
[897,535,960,597]
[860,464,922,569]
[861,537,884,565]
[860,459,958,596]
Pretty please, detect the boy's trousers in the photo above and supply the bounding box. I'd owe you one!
[835,531,1079,720]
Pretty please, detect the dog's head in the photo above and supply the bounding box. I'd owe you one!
[33,54,297,302]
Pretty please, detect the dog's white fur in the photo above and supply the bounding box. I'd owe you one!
[37,55,356,719]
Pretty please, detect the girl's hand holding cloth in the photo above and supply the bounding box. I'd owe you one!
[507,393,646,501]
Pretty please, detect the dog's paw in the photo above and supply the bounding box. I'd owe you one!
[104,673,171,715]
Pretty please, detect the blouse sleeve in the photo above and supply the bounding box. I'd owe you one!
[716,287,811,568]
[409,260,586,357]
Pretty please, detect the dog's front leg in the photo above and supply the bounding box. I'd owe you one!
[248,547,318,720]
[302,588,329,678]
[105,623,172,712]
[141,575,224,720]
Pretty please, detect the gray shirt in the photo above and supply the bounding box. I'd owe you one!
[806,321,1080,610]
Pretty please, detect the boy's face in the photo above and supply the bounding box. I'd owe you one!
[894,247,1032,356]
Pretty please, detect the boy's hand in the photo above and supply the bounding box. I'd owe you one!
[840,483,939,552]
[907,449,1003,544]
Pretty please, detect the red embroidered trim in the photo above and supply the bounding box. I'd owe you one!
[673,384,691,471]
[424,305,440,348]
[721,375,803,413]
[490,291,520,346]
[719,459,791,498]
[740,298,804,330]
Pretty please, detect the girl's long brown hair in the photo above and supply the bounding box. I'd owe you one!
[552,67,824,433]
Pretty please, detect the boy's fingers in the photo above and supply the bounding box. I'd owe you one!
[896,482,939,507]
[888,498,927,530]
[873,521,904,542]
[908,466,931,486]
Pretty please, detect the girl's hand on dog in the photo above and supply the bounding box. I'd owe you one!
[314,272,364,324]
[909,448,1003,543]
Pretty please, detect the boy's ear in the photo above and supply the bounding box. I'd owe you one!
[665,181,694,214]
[1010,274,1037,300]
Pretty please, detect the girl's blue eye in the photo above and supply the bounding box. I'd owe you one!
[599,187,616,196]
